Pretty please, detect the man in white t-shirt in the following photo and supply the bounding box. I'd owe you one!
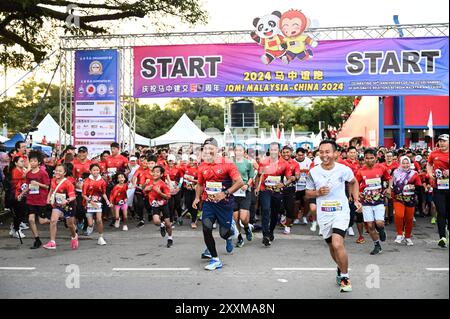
[306,140,362,293]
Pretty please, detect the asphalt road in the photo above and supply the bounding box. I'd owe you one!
[0,216,448,299]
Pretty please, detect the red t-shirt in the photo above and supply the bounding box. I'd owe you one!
[281,158,300,184]
[197,158,241,201]
[82,176,107,204]
[26,169,50,206]
[428,149,449,189]
[258,157,292,192]
[342,159,361,176]
[183,165,198,190]
[165,166,182,183]
[50,178,76,208]
[134,167,152,187]
[110,184,128,205]
[12,168,27,199]
[383,161,400,175]
[356,164,391,206]
[72,158,92,180]
[106,155,128,172]
[98,160,107,174]
[146,179,171,205]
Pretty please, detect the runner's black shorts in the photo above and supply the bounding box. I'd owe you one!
[233,191,251,211]
[295,190,306,201]
[151,204,171,220]
[27,205,51,219]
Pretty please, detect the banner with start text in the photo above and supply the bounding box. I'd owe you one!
[133,37,449,98]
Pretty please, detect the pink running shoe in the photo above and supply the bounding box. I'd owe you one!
[71,236,79,250]
[43,241,56,250]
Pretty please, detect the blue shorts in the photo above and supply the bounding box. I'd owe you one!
[54,206,75,219]
[202,200,234,229]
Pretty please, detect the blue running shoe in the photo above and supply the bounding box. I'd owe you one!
[201,248,212,259]
[204,258,223,271]
[226,238,233,253]
[246,224,253,241]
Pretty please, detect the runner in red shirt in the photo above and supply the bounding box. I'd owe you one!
[43,164,77,250]
[255,142,292,246]
[355,149,391,255]
[106,142,129,178]
[144,165,173,247]
[98,151,110,175]
[280,146,300,234]
[72,146,91,231]
[427,134,449,248]
[110,172,129,231]
[133,157,153,227]
[342,146,365,243]
[165,154,183,225]
[19,151,51,249]
[82,163,112,244]
[9,156,29,239]
[193,138,244,270]
[182,154,199,228]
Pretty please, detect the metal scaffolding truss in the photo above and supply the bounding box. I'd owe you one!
[59,23,449,150]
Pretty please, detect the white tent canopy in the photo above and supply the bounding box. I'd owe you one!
[33,114,73,144]
[0,135,8,143]
[151,113,211,146]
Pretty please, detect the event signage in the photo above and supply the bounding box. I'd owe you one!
[133,10,448,98]
[74,49,119,155]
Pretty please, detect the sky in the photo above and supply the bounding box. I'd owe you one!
[1,0,449,104]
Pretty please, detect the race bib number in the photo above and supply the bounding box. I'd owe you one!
[206,182,223,195]
[29,184,40,195]
[437,178,449,190]
[87,201,102,213]
[118,200,125,206]
[365,178,382,191]
[55,193,66,205]
[296,173,307,191]
[151,199,165,208]
[265,176,281,187]
[107,168,117,176]
[402,184,415,196]
[233,188,246,198]
[320,200,343,213]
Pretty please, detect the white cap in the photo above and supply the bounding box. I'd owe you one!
[181,154,189,162]
[415,155,422,162]
[167,154,177,162]
[189,154,197,161]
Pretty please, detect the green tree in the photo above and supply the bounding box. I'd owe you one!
[0,0,207,69]
[301,97,354,132]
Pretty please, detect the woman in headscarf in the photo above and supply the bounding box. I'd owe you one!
[389,156,422,246]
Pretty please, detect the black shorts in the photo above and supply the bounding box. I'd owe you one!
[325,228,346,244]
[27,205,51,219]
[295,190,306,201]
[233,191,251,211]
[151,205,170,220]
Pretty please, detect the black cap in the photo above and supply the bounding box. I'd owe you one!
[78,146,88,153]
[65,145,76,151]
[203,138,218,148]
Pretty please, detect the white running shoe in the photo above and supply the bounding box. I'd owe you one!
[310,221,317,232]
[212,223,217,229]
[122,225,128,231]
[405,238,414,246]
[283,226,291,235]
[12,230,26,238]
[293,219,301,225]
[85,226,94,236]
[97,236,107,245]
[302,217,308,225]
[347,227,355,236]
[114,219,120,228]
[19,222,29,230]
[231,220,239,239]
[394,235,404,244]
[413,217,416,222]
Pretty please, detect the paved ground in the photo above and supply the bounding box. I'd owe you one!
[0,215,448,299]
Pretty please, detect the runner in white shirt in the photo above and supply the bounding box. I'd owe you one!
[294,147,312,225]
[306,140,362,293]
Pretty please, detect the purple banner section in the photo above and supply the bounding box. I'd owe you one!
[133,37,449,98]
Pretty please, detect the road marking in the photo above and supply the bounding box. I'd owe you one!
[0,267,36,270]
[112,268,191,271]
[277,279,288,283]
[426,268,449,271]
[272,268,351,271]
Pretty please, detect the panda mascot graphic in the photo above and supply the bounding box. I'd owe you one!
[250,11,287,65]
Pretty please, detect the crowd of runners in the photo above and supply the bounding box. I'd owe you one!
[0,133,448,293]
